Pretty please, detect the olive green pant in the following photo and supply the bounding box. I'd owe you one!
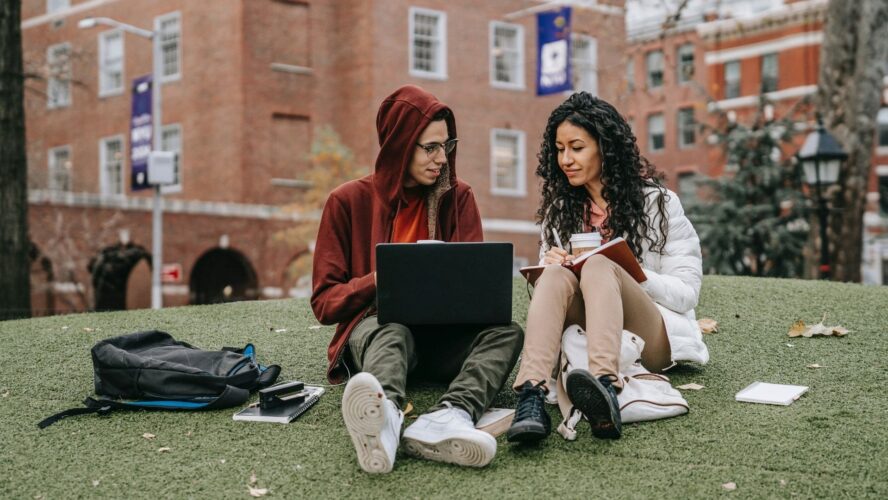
[348,315,524,423]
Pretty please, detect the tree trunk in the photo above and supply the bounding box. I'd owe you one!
[815,0,888,282]
[0,0,31,320]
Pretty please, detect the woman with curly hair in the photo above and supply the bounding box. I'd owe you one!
[506,92,709,443]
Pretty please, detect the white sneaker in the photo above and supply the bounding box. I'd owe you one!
[341,372,403,473]
[402,402,497,468]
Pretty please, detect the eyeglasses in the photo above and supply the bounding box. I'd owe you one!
[416,138,458,158]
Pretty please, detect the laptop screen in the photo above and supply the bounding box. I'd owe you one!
[375,242,513,326]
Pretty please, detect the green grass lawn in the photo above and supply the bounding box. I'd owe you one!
[1,276,887,499]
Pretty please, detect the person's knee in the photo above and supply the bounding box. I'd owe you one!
[539,264,577,288]
[579,254,619,283]
[370,322,414,350]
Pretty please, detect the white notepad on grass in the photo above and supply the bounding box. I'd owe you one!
[735,382,808,406]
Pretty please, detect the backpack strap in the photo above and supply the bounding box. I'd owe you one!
[37,384,251,429]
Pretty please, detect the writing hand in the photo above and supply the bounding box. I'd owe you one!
[543,247,572,265]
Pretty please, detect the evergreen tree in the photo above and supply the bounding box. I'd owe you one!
[691,105,810,278]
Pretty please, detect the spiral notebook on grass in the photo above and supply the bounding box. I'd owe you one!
[233,385,325,423]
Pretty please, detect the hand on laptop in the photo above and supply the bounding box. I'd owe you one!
[543,248,572,265]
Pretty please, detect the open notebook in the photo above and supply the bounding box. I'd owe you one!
[519,237,646,285]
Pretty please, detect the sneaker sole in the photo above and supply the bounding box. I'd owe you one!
[505,421,549,443]
[565,371,622,439]
[402,431,497,468]
[342,373,394,473]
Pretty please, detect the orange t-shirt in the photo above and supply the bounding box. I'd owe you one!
[392,187,429,243]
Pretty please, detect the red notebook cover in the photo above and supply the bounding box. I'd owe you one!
[519,237,647,285]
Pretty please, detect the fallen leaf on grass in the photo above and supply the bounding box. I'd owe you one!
[677,383,705,390]
[785,343,794,348]
[788,315,850,338]
[83,327,95,332]
[779,479,787,487]
[185,430,193,437]
[248,486,269,497]
[787,320,806,338]
[61,326,69,330]
[91,480,100,487]
[403,402,414,416]
[274,329,287,333]
[806,364,824,369]
[722,482,737,491]
[142,433,156,440]
[220,459,226,464]
[698,318,718,334]
[1,388,9,398]
[156,447,171,453]
[308,325,322,330]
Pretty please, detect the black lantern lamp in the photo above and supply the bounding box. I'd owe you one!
[796,118,848,279]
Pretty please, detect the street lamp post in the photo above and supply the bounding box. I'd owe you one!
[79,17,165,309]
[797,118,848,279]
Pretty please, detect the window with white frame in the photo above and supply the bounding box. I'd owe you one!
[626,58,635,91]
[47,0,69,14]
[100,136,125,196]
[877,166,888,216]
[646,50,664,88]
[572,34,597,95]
[47,43,71,108]
[160,124,182,192]
[677,107,695,148]
[677,43,694,84]
[491,129,526,196]
[409,8,446,79]
[724,60,741,99]
[877,108,888,150]
[48,146,71,191]
[99,30,124,95]
[876,172,888,216]
[648,113,665,152]
[490,22,524,88]
[761,53,778,93]
[157,13,181,81]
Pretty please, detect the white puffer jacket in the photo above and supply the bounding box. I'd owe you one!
[538,186,709,365]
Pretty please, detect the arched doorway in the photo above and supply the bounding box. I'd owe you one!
[189,248,259,305]
[90,244,151,311]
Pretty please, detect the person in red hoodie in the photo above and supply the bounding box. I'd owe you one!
[311,85,523,473]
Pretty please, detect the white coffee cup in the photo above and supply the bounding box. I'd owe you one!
[569,232,602,256]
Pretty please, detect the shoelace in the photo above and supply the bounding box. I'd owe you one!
[514,381,548,422]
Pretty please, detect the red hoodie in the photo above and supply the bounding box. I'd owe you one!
[310,85,484,382]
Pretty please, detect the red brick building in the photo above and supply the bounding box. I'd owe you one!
[624,0,888,284]
[21,0,628,315]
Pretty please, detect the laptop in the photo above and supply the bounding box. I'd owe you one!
[375,242,513,326]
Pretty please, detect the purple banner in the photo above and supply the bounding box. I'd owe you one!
[536,7,572,96]
[130,75,153,191]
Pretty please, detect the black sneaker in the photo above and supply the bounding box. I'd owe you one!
[565,370,622,439]
[506,381,551,443]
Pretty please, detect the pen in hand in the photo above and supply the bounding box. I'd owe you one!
[552,229,564,251]
[547,229,571,265]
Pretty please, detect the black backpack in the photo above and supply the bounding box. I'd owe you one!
[39,330,281,428]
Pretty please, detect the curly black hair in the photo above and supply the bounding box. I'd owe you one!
[536,92,668,258]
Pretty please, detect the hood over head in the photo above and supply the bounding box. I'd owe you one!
[374,85,458,206]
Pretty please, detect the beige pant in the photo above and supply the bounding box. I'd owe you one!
[514,255,670,391]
